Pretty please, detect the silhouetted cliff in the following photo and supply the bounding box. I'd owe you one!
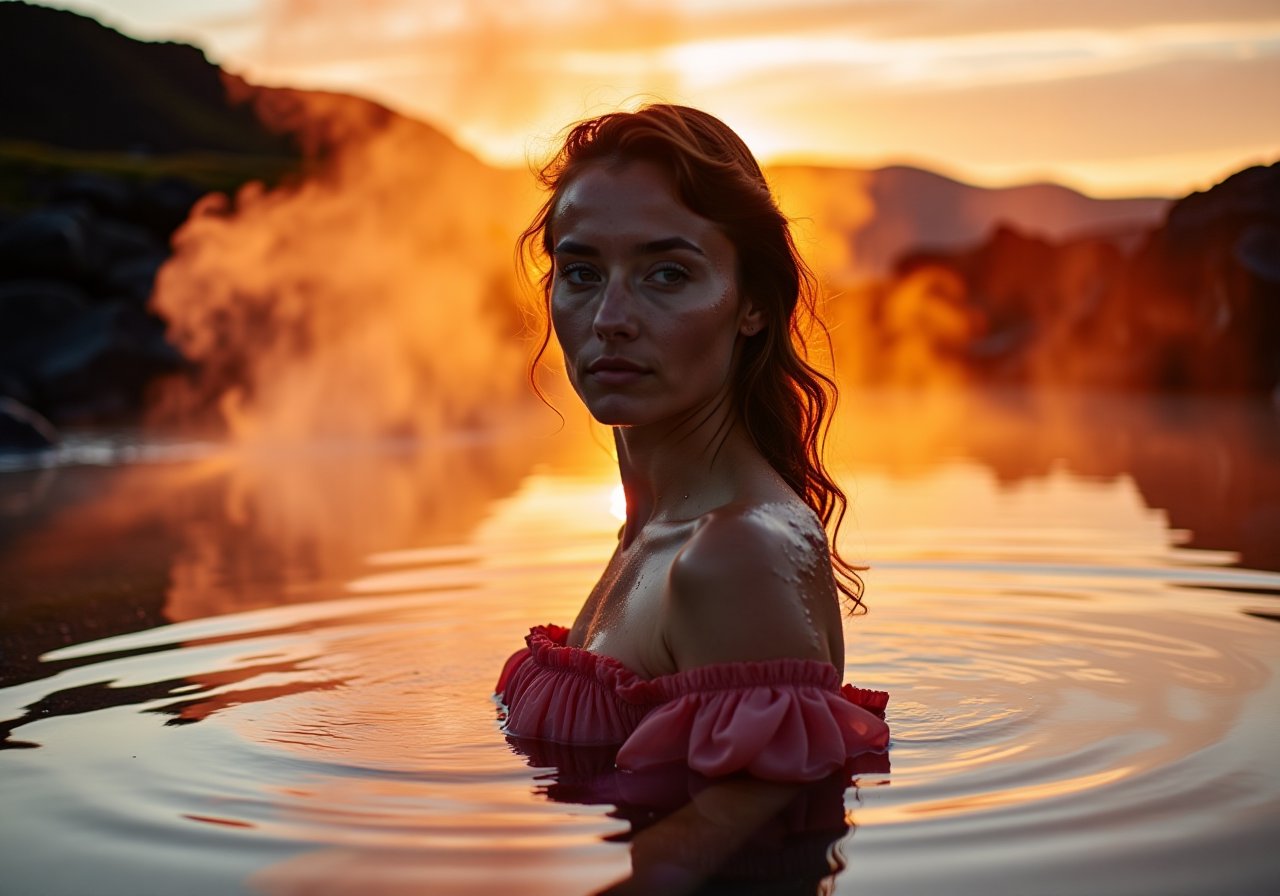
[0,2,305,435]
[0,2,294,157]
[857,163,1280,393]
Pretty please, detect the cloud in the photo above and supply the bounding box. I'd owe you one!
[853,0,1280,38]
[703,50,1280,195]
[28,0,1280,193]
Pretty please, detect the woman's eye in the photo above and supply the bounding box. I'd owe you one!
[558,264,600,286]
[648,264,690,286]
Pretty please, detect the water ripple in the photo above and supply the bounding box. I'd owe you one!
[2,549,1278,895]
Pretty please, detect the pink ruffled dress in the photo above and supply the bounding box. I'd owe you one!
[496,624,890,782]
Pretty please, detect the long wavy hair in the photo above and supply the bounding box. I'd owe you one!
[517,103,865,612]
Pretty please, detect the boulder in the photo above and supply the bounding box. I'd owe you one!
[32,303,185,420]
[1235,223,1280,286]
[87,215,163,265]
[136,177,205,237]
[49,170,134,219]
[0,279,91,374]
[1126,162,1280,391]
[0,371,33,405]
[0,396,58,453]
[100,253,165,304]
[0,208,95,280]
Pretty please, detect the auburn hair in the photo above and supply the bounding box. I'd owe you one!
[517,104,865,612]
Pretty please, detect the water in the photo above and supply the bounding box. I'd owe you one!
[1,389,1278,895]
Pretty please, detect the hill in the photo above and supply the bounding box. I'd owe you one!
[835,162,1280,393]
[768,164,1168,281]
[0,1,293,157]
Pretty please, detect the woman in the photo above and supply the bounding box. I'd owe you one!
[498,104,888,784]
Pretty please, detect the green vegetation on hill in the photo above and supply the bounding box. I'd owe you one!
[0,1,302,206]
[0,140,299,210]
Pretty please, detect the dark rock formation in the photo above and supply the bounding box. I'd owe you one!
[1117,164,1280,392]
[0,397,57,452]
[0,189,191,423]
[0,4,300,432]
[873,163,1280,394]
[0,2,296,157]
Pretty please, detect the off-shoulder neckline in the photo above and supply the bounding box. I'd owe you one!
[523,623,849,702]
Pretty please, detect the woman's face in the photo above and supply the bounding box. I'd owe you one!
[549,160,761,428]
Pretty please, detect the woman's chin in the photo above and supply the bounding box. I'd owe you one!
[588,408,641,427]
[584,397,652,428]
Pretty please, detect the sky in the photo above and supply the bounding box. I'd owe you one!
[27,0,1280,197]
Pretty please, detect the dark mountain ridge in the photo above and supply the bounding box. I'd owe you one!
[0,1,292,156]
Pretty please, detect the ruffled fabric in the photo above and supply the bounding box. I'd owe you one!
[497,624,658,745]
[496,624,890,781]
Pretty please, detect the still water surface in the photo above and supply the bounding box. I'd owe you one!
[1,390,1278,895]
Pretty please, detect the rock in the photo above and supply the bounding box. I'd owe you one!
[0,277,89,328]
[1164,165,1279,243]
[32,303,185,420]
[50,171,134,218]
[0,279,91,374]
[0,208,94,280]
[1235,223,1280,286]
[890,225,1127,383]
[81,217,165,301]
[136,177,205,237]
[0,206,167,300]
[100,254,165,304]
[0,372,34,405]
[1126,162,1280,391]
[872,162,1280,393]
[89,216,163,264]
[0,396,58,453]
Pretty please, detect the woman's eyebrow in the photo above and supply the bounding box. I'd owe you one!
[553,239,597,256]
[638,237,704,256]
[552,237,705,257]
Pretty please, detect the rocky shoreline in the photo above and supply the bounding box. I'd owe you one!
[0,170,206,450]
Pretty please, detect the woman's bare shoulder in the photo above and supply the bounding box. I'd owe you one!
[663,499,837,668]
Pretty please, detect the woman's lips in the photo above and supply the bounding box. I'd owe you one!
[587,358,650,386]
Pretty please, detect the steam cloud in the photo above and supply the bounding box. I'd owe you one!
[149,82,537,442]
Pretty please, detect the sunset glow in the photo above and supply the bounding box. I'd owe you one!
[27,0,1280,197]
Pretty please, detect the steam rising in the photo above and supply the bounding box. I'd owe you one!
[150,83,537,442]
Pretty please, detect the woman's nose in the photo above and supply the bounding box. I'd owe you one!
[593,279,638,340]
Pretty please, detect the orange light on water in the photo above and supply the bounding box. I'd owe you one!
[609,484,627,522]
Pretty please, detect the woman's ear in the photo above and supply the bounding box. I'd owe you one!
[739,303,765,336]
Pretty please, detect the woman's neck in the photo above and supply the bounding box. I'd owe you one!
[613,399,762,540]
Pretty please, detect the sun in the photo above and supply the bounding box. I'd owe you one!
[609,484,627,522]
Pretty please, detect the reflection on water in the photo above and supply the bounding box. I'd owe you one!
[506,737,889,896]
[0,413,561,686]
[1,390,1278,895]
[833,388,1280,573]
